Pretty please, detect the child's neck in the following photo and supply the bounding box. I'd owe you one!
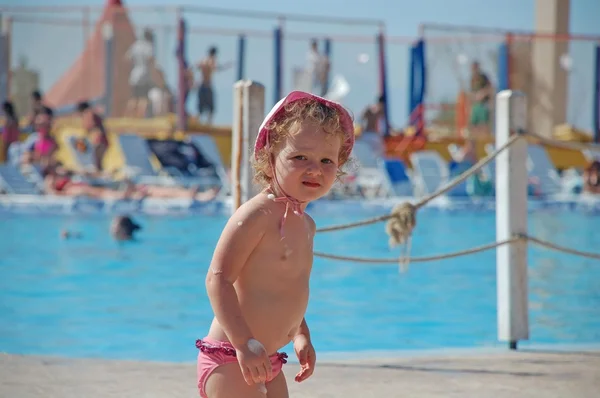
[264,186,307,238]
[265,187,306,212]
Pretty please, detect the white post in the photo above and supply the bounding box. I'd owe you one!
[232,80,265,212]
[495,90,529,350]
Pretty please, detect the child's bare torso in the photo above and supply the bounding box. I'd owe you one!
[207,195,315,354]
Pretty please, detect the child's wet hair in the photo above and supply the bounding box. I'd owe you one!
[252,98,353,187]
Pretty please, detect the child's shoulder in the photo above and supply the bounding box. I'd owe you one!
[229,193,283,228]
[304,212,316,234]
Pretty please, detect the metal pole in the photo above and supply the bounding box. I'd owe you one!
[102,22,114,117]
[237,34,246,81]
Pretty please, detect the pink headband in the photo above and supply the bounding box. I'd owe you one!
[254,91,355,161]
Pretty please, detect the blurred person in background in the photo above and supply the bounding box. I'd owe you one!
[22,106,57,168]
[42,163,136,199]
[196,46,233,126]
[125,28,155,117]
[2,101,20,162]
[111,215,142,241]
[306,39,330,97]
[359,95,386,157]
[42,161,221,202]
[469,61,493,138]
[583,161,600,194]
[360,95,385,135]
[27,90,48,130]
[77,101,109,173]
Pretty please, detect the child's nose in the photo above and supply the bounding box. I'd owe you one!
[305,161,321,175]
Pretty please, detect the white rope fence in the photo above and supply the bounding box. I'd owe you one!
[314,237,520,264]
[314,234,600,264]
[316,134,523,248]
[313,128,600,266]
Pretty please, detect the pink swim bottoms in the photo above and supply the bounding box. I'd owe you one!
[195,337,288,398]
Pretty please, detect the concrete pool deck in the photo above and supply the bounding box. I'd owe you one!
[1,348,599,397]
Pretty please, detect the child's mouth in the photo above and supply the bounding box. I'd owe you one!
[302,181,321,188]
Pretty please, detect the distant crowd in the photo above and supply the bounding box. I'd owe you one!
[0,90,220,201]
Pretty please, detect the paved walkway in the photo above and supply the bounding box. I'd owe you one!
[1,349,599,397]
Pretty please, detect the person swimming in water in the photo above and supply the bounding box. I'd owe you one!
[60,230,82,240]
[110,215,142,241]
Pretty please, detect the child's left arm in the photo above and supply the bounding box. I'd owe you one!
[293,217,317,382]
[293,318,316,382]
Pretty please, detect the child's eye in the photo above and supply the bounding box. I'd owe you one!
[294,155,307,160]
[321,158,334,164]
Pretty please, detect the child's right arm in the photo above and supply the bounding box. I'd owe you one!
[206,201,275,385]
[205,200,270,349]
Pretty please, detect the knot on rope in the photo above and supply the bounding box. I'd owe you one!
[385,202,417,247]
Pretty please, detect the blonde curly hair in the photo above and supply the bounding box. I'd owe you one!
[252,98,353,187]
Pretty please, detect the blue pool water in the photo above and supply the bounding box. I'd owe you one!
[0,207,599,362]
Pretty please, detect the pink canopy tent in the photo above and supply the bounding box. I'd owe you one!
[45,0,150,117]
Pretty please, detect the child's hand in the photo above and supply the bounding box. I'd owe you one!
[293,334,316,382]
[236,339,272,386]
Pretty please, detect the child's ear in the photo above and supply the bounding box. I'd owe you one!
[265,167,274,179]
[264,152,274,178]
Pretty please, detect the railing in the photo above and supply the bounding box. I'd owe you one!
[418,22,600,140]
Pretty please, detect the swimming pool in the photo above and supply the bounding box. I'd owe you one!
[0,207,598,362]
